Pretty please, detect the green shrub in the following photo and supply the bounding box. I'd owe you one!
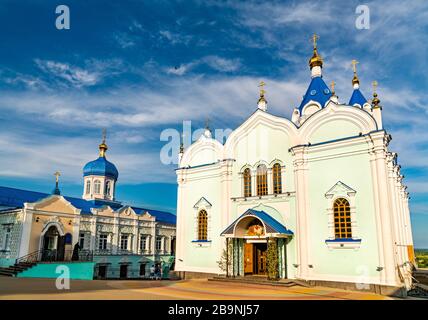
[267,238,279,280]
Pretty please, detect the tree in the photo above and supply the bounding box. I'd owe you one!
[217,239,233,276]
[267,238,279,280]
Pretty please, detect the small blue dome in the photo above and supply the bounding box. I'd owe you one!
[349,88,368,107]
[298,76,332,113]
[83,157,119,180]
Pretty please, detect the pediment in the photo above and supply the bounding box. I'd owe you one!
[325,181,357,199]
[26,195,80,215]
[93,205,115,217]
[117,206,137,217]
[139,211,155,221]
[193,197,212,209]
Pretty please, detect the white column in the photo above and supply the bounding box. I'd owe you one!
[112,216,119,254]
[291,146,310,279]
[251,170,257,196]
[18,209,33,258]
[89,217,97,251]
[386,155,401,264]
[370,132,398,286]
[132,220,138,254]
[267,169,273,194]
[151,222,156,260]
[175,171,186,271]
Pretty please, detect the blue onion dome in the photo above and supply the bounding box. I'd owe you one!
[83,138,119,180]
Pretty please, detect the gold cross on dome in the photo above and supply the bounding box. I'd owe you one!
[54,171,61,183]
[102,128,107,143]
[258,81,266,96]
[351,59,359,73]
[311,33,319,49]
[372,80,378,93]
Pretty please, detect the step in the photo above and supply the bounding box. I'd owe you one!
[209,276,311,288]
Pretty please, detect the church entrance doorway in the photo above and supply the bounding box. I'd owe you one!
[243,242,267,275]
[41,225,65,262]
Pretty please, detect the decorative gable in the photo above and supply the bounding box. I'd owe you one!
[193,197,212,209]
[25,195,80,215]
[325,181,357,199]
[117,206,136,217]
[92,205,115,217]
[139,211,155,221]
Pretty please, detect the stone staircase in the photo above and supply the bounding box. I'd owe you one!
[209,275,311,288]
[0,262,37,277]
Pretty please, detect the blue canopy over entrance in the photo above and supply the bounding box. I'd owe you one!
[220,208,293,237]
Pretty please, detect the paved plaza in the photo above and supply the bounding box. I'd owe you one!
[0,277,392,300]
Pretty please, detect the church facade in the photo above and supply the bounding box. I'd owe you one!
[0,138,176,279]
[175,40,415,293]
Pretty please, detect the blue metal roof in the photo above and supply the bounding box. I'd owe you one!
[221,208,293,236]
[83,156,119,180]
[0,186,175,225]
[349,88,368,107]
[298,76,332,113]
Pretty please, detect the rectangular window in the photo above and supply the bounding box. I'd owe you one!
[156,237,162,251]
[139,235,147,252]
[79,233,85,249]
[98,234,108,250]
[2,225,12,251]
[120,234,129,250]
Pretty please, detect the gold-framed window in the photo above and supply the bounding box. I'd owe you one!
[198,210,208,241]
[334,198,352,239]
[273,163,282,194]
[257,164,268,196]
[243,168,252,197]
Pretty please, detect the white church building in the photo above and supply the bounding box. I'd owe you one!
[175,38,415,295]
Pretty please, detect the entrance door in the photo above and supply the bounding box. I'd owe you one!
[120,265,128,279]
[244,243,254,274]
[56,236,65,261]
[255,243,267,275]
[98,265,107,279]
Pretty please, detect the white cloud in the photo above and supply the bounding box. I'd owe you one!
[202,56,241,72]
[166,56,241,76]
[113,32,136,48]
[35,59,100,87]
[159,30,193,45]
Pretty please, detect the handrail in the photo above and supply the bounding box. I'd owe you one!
[15,250,42,265]
[15,249,94,264]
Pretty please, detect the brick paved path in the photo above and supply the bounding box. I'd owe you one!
[0,277,391,300]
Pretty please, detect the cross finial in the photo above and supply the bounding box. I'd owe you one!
[351,59,359,73]
[205,118,210,130]
[102,128,107,144]
[330,80,335,95]
[54,171,61,183]
[258,81,266,97]
[372,80,378,94]
[311,33,319,49]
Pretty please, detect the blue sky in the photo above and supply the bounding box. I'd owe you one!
[0,0,427,247]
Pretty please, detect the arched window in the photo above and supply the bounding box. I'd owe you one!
[243,168,252,197]
[94,180,101,194]
[273,163,282,194]
[85,180,91,195]
[197,210,208,241]
[105,181,111,196]
[334,198,352,239]
[256,164,268,196]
